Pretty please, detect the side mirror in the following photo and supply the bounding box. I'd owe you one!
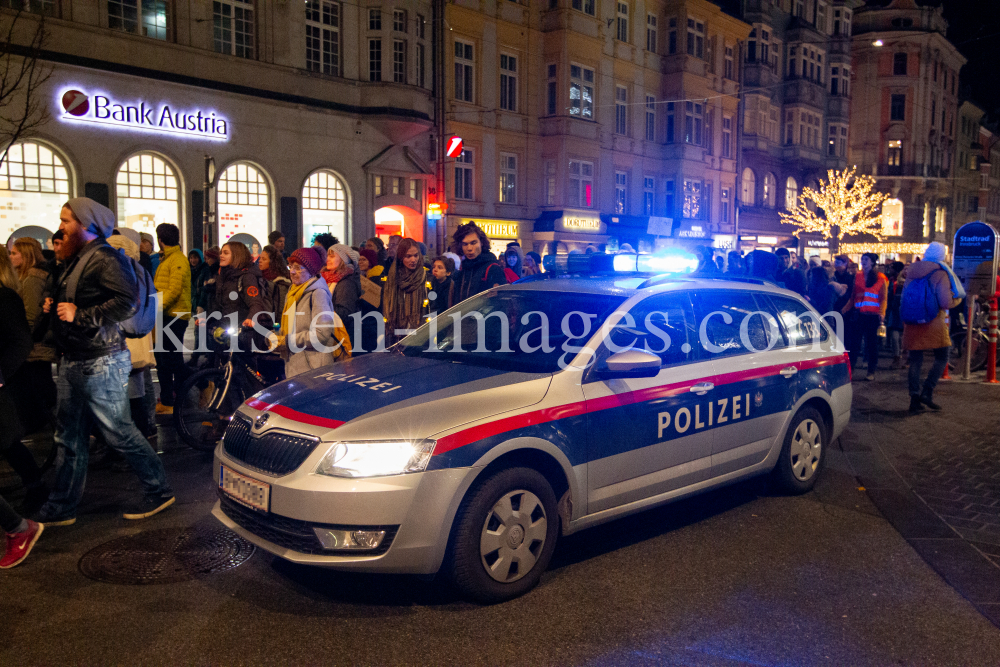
[595,349,662,379]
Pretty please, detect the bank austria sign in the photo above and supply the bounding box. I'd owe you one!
[58,87,230,141]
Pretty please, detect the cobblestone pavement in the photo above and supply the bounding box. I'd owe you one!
[845,365,1000,625]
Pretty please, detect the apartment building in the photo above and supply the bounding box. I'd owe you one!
[952,100,985,235]
[978,124,1000,230]
[848,0,965,257]
[0,0,434,251]
[736,0,862,261]
[442,0,750,256]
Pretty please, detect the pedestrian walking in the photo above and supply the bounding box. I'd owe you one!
[33,198,175,525]
[324,244,362,347]
[452,222,507,302]
[383,238,428,345]
[775,248,807,296]
[886,261,906,369]
[259,244,291,317]
[153,223,192,414]
[846,253,888,381]
[503,245,525,283]
[902,242,964,413]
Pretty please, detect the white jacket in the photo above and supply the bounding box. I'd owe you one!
[283,278,340,378]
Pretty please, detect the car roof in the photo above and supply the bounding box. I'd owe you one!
[507,273,804,301]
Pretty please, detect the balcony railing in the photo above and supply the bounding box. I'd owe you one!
[878,163,950,178]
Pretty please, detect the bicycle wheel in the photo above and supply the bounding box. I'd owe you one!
[173,368,228,452]
[949,331,990,372]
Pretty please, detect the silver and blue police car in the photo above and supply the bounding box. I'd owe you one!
[212,252,852,602]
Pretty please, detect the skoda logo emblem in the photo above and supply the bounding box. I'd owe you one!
[254,413,270,430]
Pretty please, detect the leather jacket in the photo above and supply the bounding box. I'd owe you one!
[51,239,138,361]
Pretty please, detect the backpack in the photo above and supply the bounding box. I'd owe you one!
[66,242,157,338]
[900,269,941,325]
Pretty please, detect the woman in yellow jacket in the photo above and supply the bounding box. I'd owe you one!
[845,252,888,381]
[152,223,191,413]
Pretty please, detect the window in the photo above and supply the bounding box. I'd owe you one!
[499,153,517,203]
[302,170,347,247]
[417,13,425,38]
[785,110,794,145]
[705,110,714,155]
[392,40,407,83]
[217,162,270,246]
[305,0,340,76]
[213,0,254,58]
[666,102,675,143]
[417,42,425,87]
[108,0,170,40]
[722,116,732,158]
[769,295,828,346]
[665,179,675,216]
[721,188,730,223]
[368,8,381,30]
[684,101,702,145]
[393,8,406,32]
[570,65,594,118]
[763,172,776,208]
[615,294,698,366]
[615,171,627,214]
[115,153,180,239]
[373,175,382,196]
[545,161,556,206]
[646,14,657,52]
[887,140,902,169]
[893,52,907,76]
[616,2,628,42]
[890,94,905,121]
[935,205,946,233]
[409,179,420,202]
[569,160,594,208]
[500,54,517,112]
[454,149,474,200]
[682,179,701,218]
[692,291,778,358]
[741,168,755,206]
[668,19,677,54]
[369,39,382,81]
[785,177,798,210]
[724,46,734,79]
[970,196,980,213]
[0,141,71,241]
[645,96,655,141]
[546,64,557,115]
[643,176,654,215]
[615,86,628,135]
[687,18,704,58]
[817,1,828,33]
[455,41,474,102]
[571,0,594,16]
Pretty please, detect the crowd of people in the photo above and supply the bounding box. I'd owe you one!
[0,196,979,568]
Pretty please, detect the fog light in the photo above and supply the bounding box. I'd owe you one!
[313,528,387,551]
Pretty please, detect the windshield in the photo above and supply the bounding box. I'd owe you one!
[398,290,628,373]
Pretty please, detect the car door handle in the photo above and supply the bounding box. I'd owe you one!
[779,366,799,378]
[690,382,714,394]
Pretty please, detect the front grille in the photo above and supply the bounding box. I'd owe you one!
[218,492,398,556]
[223,414,322,476]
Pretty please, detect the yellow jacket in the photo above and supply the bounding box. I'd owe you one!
[154,245,192,318]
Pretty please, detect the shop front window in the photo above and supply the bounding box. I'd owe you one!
[115,152,181,242]
[0,141,71,246]
[217,162,270,251]
[302,169,347,247]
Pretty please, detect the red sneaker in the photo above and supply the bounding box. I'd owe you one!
[0,520,44,569]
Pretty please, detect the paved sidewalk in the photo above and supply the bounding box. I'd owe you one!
[844,366,1000,626]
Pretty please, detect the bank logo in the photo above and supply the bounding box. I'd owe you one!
[62,90,89,116]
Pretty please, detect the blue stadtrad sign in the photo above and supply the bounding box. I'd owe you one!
[953,221,999,296]
[58,88,229,141]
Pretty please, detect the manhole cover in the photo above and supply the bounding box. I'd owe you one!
[79,526,255,585]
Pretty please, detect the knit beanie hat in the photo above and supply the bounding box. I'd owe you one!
[359,248,378,268]
[289,246,325,276]
[328,243,358,273]
[67,197,116,238]
[924,241,947,263]
[205,246,221,262]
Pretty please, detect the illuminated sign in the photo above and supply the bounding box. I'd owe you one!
[806,239,830,247]
[757,236,778,245]
[459,219,518,238]
[678,230,710,238]
[427,202,447,220]
[58,87,229,141]
[446,136,464,158]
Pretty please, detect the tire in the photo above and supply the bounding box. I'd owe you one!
[173,368,228,452]
[771,407,827,495]
[948,331,989,373]
[446,467,559,604]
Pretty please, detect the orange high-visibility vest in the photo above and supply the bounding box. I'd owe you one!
[854,272,887,315]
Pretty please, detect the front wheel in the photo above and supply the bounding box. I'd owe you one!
[948,331,989,373]
[446,467,559,604]
[771,407,827,495]
[173,368,228,452]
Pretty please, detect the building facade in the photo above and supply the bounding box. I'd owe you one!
[848,0,965,257]
[442,0,750,257]
[1,0,434,253]
[978,124,1000,230]
[736,0,861,261]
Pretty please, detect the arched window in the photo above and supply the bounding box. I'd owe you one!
[302,170,347,246]
[0,141,71,245]
[785,176,798,210]
[116,153,181,241]
[882,198,903,237]
[217,162,270,254]
[741,168,756,206]
[763,172,776,207]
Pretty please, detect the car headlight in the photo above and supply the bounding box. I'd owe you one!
[315,440,436,478]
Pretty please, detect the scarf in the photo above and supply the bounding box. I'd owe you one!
[262,266,280,282]
[322,267,345,285]
[281,277,314,337]
[384,262,427,334]
[933,261,966,300]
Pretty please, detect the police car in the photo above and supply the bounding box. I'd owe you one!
[212,252,852,603]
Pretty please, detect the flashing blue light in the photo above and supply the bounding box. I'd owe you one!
[636,249,699,274]
[613,253,639,272]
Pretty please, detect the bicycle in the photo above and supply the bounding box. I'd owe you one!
[948,301,991,373]
[173,325,284,452]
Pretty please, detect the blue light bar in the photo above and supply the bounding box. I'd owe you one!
[541,249,699,276]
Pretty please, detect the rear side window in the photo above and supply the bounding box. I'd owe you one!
[604,292,699,367]
[767,295,830,346]
[690,290,780,357]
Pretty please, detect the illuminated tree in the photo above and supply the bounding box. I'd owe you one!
[779,166,890,243]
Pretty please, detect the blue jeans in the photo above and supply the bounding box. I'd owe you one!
[46,350,172,517]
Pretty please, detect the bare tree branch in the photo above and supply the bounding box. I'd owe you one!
[0,6,52,170]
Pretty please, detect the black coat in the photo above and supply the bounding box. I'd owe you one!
[0,287,32,382]
[453,251,508,303]
[211,265,270,327]
[332,272,362,346]
[430,275,455,311]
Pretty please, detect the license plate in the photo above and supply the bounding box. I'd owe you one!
[220,465,270,512]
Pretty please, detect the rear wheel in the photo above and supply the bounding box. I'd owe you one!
[772,407,827,494]
[948,331,989,373]
[173,368,228,452]
[446,467,559,604]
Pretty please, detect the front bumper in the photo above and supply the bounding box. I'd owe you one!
[213,444,475,574]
